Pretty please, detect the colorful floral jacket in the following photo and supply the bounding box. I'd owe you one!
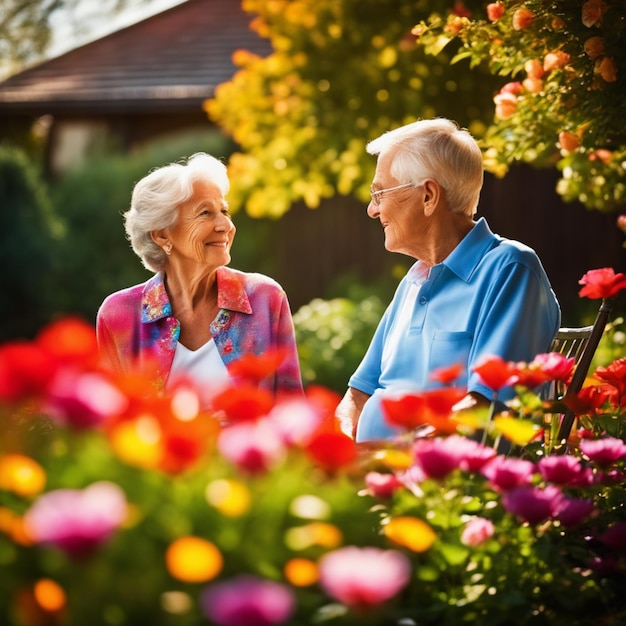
[96,267,303,395]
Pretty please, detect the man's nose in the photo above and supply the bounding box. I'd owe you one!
[367,201,380,219]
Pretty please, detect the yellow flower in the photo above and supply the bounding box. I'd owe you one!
[384,516,436,553]
[165,537,223,583]
[0,454,46,497]
[284,558,319,586]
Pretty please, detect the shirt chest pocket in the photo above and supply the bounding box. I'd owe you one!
[429,331,473,382]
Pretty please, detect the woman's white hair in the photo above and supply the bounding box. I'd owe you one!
[124,153,229,272]
[366,118,484,216]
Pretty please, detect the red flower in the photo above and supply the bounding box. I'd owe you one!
[595,358,626,396]
[37,317,99,369]
[578,267,626,299]
[429,363,463,385]
[473,355,519,391]
[381,388,466,434]
[305,431,357,471]
[0,342,58,403]
[564,383,614,416]
[211,385,274,423]
[227,348,287,383]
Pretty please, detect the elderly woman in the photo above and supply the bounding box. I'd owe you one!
[96,153,302,397]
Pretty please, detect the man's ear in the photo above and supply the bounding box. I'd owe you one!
[422,179,440,217]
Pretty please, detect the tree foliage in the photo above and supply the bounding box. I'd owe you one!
[206,0,500,218]
[0,146,62,339]
[414,0,626,212]
[208,0,625,217]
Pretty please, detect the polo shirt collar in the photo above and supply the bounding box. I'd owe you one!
[141,267,253,323]
[440,217,497,282]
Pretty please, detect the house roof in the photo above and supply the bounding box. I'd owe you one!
[0,0,271,115]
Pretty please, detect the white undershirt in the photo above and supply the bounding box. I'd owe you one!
[382,261,430,366]
[166,338,230,392]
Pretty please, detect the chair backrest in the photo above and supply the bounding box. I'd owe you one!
[551,298,615,445]
[549,326,594,399]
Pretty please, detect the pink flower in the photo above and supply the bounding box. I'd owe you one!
[318,546,411,609]
[454,437,497,473]
[597,522,626,550]
[461,517,495,547]
[481,456,536,491]
[580,437,626,466]
[555,498,596,527]
[44,369,128,429]
[578,268,626,299]
[412,436,465,480]
[201,575,295,626]
[538,455,584,485]
[530,352,575,383]
[267,397,321,446]
[502,485,564,525]
[217,420,286,474]
[24,482,127,558]
[365,472,404,499]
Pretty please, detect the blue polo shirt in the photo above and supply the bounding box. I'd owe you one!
[350,217,561,442]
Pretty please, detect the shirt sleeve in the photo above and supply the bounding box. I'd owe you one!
[467,258,561,400]
[348,304,392,395]
[274,291,304,395]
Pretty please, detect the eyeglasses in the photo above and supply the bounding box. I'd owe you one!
[370,182,414,206]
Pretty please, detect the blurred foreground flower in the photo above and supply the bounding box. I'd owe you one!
[24,481,127,558]
[201,575,295,626]
[318,546,411,609]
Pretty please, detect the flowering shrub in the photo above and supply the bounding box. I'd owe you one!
[1,269,626,626]
[413,0,626,213]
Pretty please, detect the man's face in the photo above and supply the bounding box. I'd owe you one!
[367,151,425,257]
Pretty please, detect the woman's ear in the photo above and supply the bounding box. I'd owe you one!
[150,230,167,246]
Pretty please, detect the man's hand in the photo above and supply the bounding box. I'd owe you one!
[335,387,370,439]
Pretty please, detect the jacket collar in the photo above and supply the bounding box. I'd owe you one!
[141,267,253,323]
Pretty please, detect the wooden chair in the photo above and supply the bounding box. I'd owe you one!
[548,298,615,446]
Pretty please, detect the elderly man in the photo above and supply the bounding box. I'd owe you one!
[336,118,560,443]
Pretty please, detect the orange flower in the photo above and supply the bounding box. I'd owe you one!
[594,56,617,82]
[512,7,534,30]
[582,0,608,28]
[543,50,570,72]
[494,91,518,118]
[617,214,626,235]
[524,59,545,80]
[558,131,581,152]
[589,148,613,165]
[584,36,605,59]
[522,77,543,93]
[486,2,504,22]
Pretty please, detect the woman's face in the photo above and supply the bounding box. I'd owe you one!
[165,178,235,271]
